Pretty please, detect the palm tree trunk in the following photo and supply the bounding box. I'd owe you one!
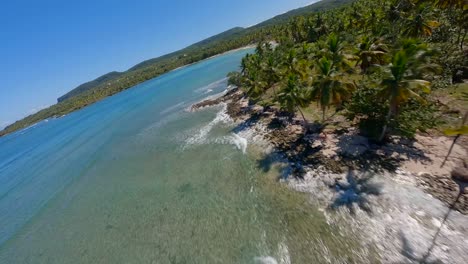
[322,107,326,122]
[272,86,278,101]
[296,106,308,132]
[441,135,460,168]
[379,107,393,142]
[461,28,467,51]
[457,27,463,50]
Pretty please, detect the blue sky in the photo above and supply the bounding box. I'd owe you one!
[0,0,316,129]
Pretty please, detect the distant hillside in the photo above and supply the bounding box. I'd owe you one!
[129,27,246,72]
[58,71,124,102]
[186,27,246,49]
[249,0,354,29]
[57,0,355,103]
[58,27,248,102]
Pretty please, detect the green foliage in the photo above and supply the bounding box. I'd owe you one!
[345,85,439,139]
[278,75,309,113]
[227,72,243,87]
[230,0,464,140]
[310,57,356,121]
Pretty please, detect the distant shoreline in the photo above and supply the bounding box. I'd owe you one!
[0,45,256,137]
[171,45,256,73]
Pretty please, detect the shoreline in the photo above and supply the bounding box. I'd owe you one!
[0,45,256,138]
[191,87,468,214]
[171,45,256,73]
[191,87,468,263]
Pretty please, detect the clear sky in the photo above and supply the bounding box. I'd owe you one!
[0,0,316,129]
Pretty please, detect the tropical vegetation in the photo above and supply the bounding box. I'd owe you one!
[229,0,467,141]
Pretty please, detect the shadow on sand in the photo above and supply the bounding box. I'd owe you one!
[335,134,432,173]
[329,168,383,215]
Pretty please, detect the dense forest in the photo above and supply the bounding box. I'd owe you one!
[1,0,352,137]
[228,0,468,141]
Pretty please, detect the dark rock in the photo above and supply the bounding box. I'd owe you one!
[452,167,468,182]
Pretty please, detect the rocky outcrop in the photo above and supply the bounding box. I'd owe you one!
[452,164,468,183]
[190,88,244,111]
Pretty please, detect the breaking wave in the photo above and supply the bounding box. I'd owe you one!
[182,104,248,153]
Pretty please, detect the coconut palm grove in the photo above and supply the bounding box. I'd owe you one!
[228,0,467,141]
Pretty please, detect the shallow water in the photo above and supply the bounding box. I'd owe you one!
[0,49,363,263]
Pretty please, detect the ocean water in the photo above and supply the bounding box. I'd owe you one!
[0,49,362,263]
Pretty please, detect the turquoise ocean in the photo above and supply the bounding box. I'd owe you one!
[0,49,361,263]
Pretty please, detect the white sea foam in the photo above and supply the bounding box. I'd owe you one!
[182,105,252,154]
[230,133,248,154]
[254,256,278,264]
[194,77,228,93]
[254,240,291,264]
[184,104,232,147]
[277,241,291,264]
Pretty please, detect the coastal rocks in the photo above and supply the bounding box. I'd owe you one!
[191,87,243,111]
[190,97,222,110]
[337,134,369,158]
[451,165,468,183]
[192,86,468,215]
[417,172,468,214]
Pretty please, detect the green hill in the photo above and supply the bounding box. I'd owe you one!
[57,0,354,104]
[128,27,247,72]
[249,0,354,29]
[58,71,124,102]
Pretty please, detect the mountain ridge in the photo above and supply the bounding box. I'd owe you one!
[56,0,353,103]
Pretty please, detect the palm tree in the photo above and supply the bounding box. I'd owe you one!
[240,55,249,74]
[242,73,267,100]
[320,33,355,73]
[356,36,389,73]
[310,57,356,122]
[403,5,440,37]
[278,49,311,85]
[417,0,467,50]
[418,0,468,9]
[377,42,434,141]
[277,75,310,129]
[260,54,281,99]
